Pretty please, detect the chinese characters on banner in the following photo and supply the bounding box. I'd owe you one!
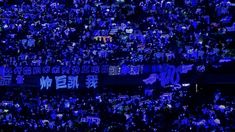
[3,65,143,76]
[80,116,101,125]
[0,76,12,86]
[16,75,24,84]
[40,75,98,90]
[0,75,24,86]
[55,75,79,89]
[68,76,79,89]
[55,75,67,89]
[40,76,52,89]
[109,65,142,75]
[86,75,98,89]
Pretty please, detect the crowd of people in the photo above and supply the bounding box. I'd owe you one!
[0,0,234,67]
[0,86,234,131]
[0,0,235,131]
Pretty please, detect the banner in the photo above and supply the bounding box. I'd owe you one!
[0,64,201,89]
[3,65,143,76]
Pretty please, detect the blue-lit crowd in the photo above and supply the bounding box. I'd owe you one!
[0,0,233,66]
[0,0,235,131]
[0,87,234,131]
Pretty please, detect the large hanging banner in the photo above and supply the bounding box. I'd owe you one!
[0,64,203,89]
